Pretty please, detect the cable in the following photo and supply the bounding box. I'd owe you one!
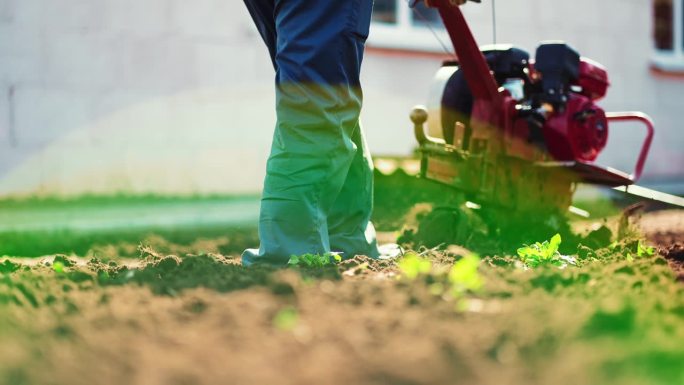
[491,0,497,45]
[405,0,457,59]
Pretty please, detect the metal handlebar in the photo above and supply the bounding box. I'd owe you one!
[411,0,480,8]
[605,112,654,182]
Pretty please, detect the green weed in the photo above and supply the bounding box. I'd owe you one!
[626,240,656,262]
[448,254,483,296]
[273,307,299,331]
[399,253,483,299]
[516,234,576,268]
[52,262,65,274]
[636,240,655,257]
[0,260,20,274]
[397,253,432,280]
[287,253,341,268]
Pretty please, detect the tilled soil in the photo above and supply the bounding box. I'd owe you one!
[640,210,684,281]
[0,211,683,385]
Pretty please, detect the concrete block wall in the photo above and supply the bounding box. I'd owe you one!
[0,0,277,196]
[0,0,681,197]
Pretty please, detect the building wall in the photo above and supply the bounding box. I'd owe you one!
[0,0,681,197]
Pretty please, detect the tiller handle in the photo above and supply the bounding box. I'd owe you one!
[605,112,654,182]
[411,0,480,7]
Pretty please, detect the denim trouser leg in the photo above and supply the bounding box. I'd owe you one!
[242,0,379,265]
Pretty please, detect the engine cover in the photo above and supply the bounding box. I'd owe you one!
[543,94,608,162]
[428,45,531,144]
[577,57,610,101]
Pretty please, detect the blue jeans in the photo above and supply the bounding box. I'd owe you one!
[242,0,379,265]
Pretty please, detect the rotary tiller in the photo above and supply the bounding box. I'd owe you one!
[402,0,683,246]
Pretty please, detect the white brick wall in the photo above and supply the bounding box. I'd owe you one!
[35,0,105,33]
[13,87,94,146]
[0,0,681,197]
[0,1,10,22]
[0,84,10,147]
[120,37,198,91]
[44,32,124,90]
[103,0,171,38]
[172,0,236,39]
[0,23,45,85]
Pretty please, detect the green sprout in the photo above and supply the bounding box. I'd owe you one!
[399,252,484,302]
[53,261,65,274]
[448,254,483,296]
[626,240,656,261]
[397,253,432,280]
[516,234,575,268]
[273,307,299,331]
[287,253,342,268]
[97,270,110,282]
[0,260,20,274]
[636,240,655,257]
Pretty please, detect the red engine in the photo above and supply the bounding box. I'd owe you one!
[525,43,610,162]
[577,57,610,101]
[439,42,614,162]
[544,93,608,161]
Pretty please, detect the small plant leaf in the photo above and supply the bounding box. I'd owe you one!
[273,307,299,331]
[516,234,568,269]
[287,253,339,268]
[53,261,65,274]
[398,253,432,280]
[636,241,655,257]
[548,234,562,256]
[448,254,483,294]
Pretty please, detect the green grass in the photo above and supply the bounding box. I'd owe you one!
[0,194,260,258]
[0,193,259,210]
[0,225,257,258]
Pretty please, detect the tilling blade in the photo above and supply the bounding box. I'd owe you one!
[613,185,684,208]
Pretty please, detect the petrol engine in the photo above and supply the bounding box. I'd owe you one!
[428,42,611,163]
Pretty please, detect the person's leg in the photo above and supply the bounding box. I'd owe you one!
[242,0,376,266]
[242,0,277,68]
[328,123,380,259]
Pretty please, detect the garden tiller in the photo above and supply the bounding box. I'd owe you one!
[399,0,684,243]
